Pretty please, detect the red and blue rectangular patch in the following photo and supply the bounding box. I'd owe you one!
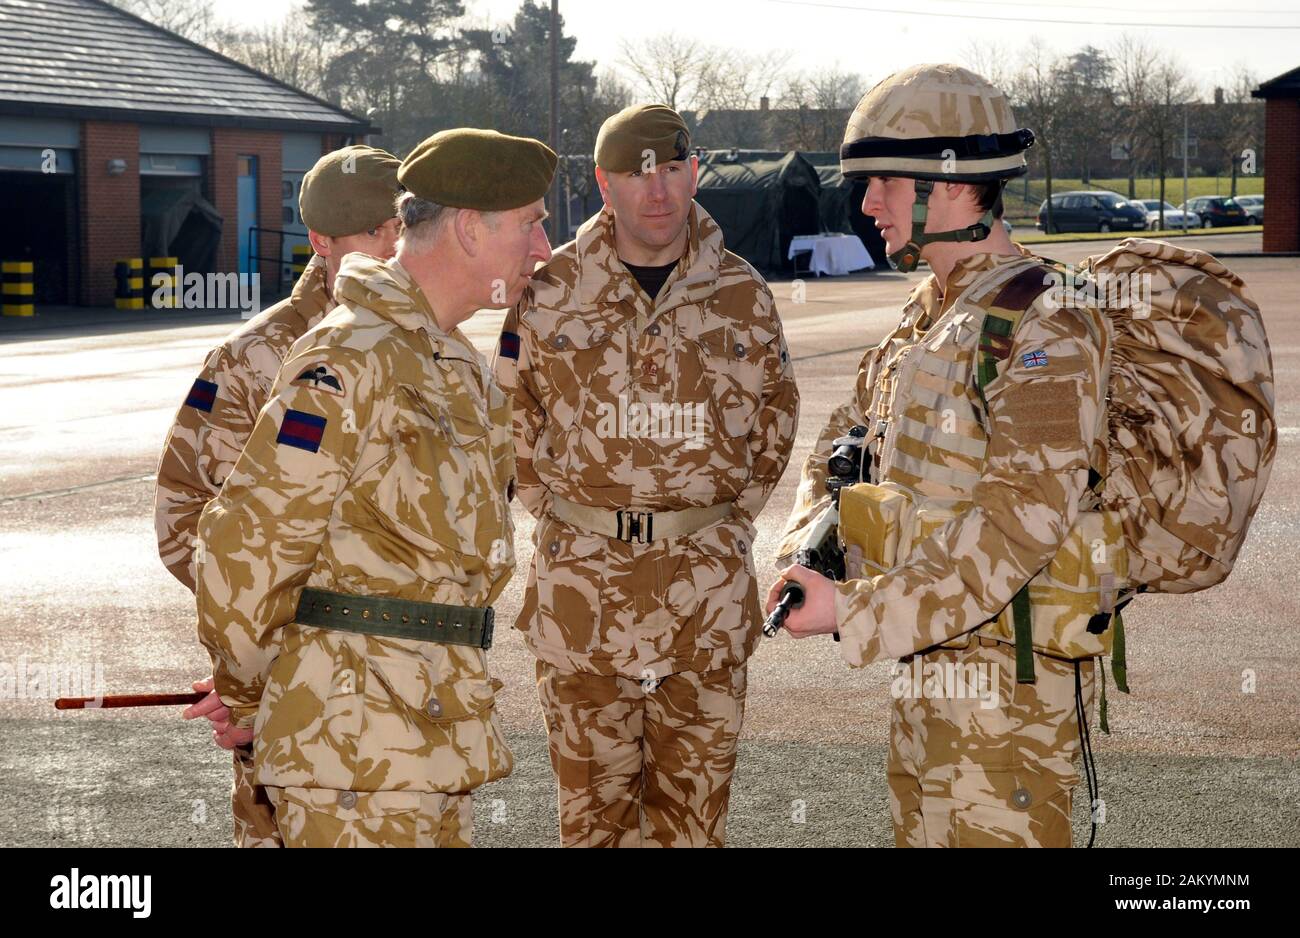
[184,378,217,413]
[499,330,520,360]
[277,409,327,452]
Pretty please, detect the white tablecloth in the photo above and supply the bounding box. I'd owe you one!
[787,233,875,276]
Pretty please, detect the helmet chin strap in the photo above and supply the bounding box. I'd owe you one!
[888,179,997,273]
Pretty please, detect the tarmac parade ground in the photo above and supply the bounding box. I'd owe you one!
[0,232,1295,847]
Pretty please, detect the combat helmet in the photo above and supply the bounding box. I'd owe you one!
[840,63,1034,271]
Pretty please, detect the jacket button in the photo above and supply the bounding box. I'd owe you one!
[426,698,443,718]
[1011,788,1032,809]
[338,791,357,809]
[548,540,560,556]
[647,323,661,336]
[733,342,746,358]
[553,334,569,348]
[738,541,748,555]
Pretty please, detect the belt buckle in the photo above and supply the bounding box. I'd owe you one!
[480,607,495,650]
[616,509,653,544]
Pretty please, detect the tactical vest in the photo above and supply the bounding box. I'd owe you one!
[839,257,1127,685]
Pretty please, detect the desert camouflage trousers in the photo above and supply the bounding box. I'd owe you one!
[536,659,747,847]
[264,786,473,848]
[231,747,281,848]
[888,636,1096,848]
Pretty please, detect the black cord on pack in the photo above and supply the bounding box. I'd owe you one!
[1075,661,1100,848]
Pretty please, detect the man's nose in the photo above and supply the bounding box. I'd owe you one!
[645,170,668,200]
[862,180,884,216]
[532,224,553,263]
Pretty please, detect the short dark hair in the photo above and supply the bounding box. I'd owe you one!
[969,180,1005,218]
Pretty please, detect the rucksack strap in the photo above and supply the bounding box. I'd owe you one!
[978,302,1036,682]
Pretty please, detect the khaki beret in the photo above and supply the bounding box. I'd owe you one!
[299,145,401,237]
[595,104,691,173]
[398,129,557,211]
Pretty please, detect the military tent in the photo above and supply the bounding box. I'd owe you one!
[694,151,822,272]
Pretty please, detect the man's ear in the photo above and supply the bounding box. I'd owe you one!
[453,208,480,256]
[595,166,611,206]
[688,155,699,197]
[307,229,332,257]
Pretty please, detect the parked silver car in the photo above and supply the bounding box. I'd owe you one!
[1137,199,1202,230]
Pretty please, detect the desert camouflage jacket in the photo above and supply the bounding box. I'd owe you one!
[779,252,1107,666]
[154,255,334,591]
[496,203,799,679]
[196,254,514,793]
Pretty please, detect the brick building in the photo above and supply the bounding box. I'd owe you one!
[1253,67,1300,253]
[0,0,372,308]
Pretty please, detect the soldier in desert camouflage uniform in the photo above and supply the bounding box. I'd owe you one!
[195,129,556,847]
[770,64,1106,847]
[154,144,401,847]
[495,104,799,847]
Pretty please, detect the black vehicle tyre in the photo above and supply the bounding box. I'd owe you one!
[1098,222,1111,233]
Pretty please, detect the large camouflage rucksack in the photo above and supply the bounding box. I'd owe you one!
[1075,238,1276,595]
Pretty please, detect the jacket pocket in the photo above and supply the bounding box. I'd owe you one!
[374,384,501,558]
[272,787,423,848]
[684,321,776,439]
[355,648,511,790]
[983,509,1128,660]
[529,514,607,654]
[679,515,759,652]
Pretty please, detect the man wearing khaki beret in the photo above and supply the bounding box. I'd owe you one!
[154,143,402,847]
[496,104,800,847]
[192,128,555,847]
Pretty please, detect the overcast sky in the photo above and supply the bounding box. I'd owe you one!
[214,0,1300,95]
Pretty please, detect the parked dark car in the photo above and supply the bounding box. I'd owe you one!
[1180,196,1249,228]
[1234,195,1264,224]
[1036,191,1148,234]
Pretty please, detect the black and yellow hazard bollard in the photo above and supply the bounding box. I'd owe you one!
[114,258,143,310]
[291,244,313,281]
[2,261,35,317]
[148,256,179,308]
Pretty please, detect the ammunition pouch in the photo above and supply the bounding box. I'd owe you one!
[837,482,1129,662]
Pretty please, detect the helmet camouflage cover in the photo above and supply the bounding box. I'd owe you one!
[840,63,1033,182]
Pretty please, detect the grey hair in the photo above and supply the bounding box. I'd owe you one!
[395,191,506,252]
[396,191,454,248]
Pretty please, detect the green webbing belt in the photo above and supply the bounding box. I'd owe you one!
[1111,608,1129,693]
[295,587,495,649]
[1099,659,1109,734]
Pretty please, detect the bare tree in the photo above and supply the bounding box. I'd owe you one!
[109,0,219,44]
[1222,65,1264,196]
[1010,39,1065,232]
[1148,54,1196,225]
[617,33,702,109]
[1111,35,1158,199]
[775,66,865,150]
[1052,46,1114,185]
[695,47,791,111]
[216,10,333,97]
[961,38,1015,92]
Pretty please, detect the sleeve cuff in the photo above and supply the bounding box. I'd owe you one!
[833,578,906,667]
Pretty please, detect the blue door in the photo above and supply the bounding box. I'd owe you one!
[237,155,258,274]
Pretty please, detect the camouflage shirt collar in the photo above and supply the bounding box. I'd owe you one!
[574,201,724,314]
[334,253,445,335]
[929,252,1030,317]
[291,253,335,328]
